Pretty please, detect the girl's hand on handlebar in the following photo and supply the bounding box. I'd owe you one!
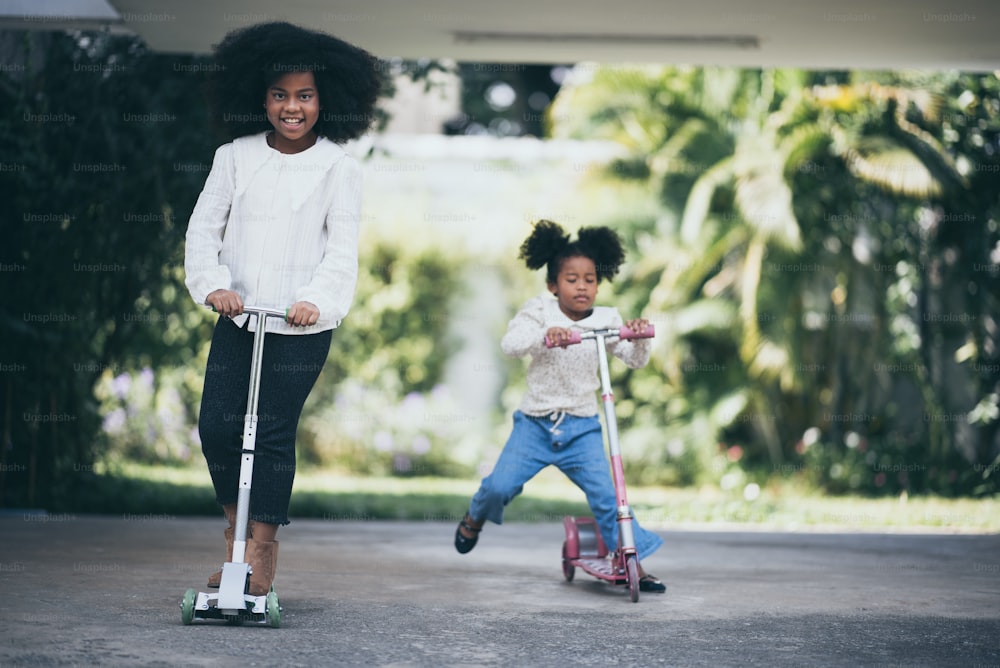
[206,289,243,319]
[624,318,650,336]
[286,301,320,327]
[546,327,574,348]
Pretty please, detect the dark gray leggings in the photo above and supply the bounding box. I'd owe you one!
[198,317,331,525]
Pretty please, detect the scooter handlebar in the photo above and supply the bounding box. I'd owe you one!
[210,305,289,320]
[544,324,655,348]
[242,306,289,319]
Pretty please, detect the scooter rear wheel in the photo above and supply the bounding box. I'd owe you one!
[561,542,575,582]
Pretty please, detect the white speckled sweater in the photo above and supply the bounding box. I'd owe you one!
[501,295,652,418]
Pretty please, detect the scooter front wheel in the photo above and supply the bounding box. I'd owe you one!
[180,588,196,625]
[625,554,639,603]
[266,590,281,628]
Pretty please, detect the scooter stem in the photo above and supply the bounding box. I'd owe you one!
[594,333,636,554]
[232,307,285,560]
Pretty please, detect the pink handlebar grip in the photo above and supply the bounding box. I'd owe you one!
[545,330,583,348]
[619,324,655,340]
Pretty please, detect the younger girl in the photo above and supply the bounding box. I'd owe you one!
[184,22,380,596]
[454,220,665,593]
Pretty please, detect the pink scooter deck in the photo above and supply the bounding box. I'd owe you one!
[573,558,624,582]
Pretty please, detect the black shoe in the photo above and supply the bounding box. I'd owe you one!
[639,574,666,593]
[454,515,482,554]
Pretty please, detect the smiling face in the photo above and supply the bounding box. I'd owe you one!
[264,70,321,153]
[548,255,598,321]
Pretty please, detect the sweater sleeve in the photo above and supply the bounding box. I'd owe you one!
[184,144,235,307]
[500,297,548,359]
[295,155,362,327]
[607,309,653,369]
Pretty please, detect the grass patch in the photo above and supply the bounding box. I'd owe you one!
[50,463,1000,533]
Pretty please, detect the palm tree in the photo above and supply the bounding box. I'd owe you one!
[551,65,808,470]
[550,65,986,493]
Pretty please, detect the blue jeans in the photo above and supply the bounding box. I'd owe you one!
[469,411,663,561]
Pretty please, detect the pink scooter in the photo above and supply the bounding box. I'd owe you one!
[550,324,654,603]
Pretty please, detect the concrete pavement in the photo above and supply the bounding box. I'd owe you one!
[0,514,998,667]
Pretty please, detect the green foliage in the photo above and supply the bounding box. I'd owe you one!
[4,29,997,506]
[550,65,1000,496]
[295,237,471,475]
[90,235,472,477]
[58,462,1000,530]
[0,30,473,507]
[0,30,219,507]
[301,380,474,477]
[320,240,460,394]
[94,365,202,466]
[797,427,973,497]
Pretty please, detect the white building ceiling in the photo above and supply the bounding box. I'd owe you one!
[2,0,998,71]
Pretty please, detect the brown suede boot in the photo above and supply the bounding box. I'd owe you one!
[206,526,235,589]
[245,537,279,596]
[206,505,239,588]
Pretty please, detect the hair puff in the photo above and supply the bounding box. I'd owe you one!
[576,226,625,282]
[519,220,626,284]
[206,21,383,143]
[518,220,570,271]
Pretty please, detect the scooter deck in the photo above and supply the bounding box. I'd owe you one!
[572,558,625,582]
[194,590,268,619]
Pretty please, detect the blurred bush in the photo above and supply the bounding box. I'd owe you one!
[550,65,1000,496]
[296,237,472,475]
[92,235,473,476]
[94,365,200,466]
[6,29,998,507]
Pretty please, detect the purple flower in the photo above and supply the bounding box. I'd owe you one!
[111,373,131,400]
[373,431,394,452]
[102,408,126,434]
[411,435,431,455]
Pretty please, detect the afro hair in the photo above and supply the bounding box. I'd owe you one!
[205,21,383,143]
[518,220,626,284]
